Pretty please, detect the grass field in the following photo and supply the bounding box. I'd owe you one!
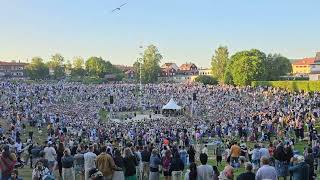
[15,124,313,180]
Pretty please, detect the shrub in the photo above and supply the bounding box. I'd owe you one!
[252,81,320,92]
[194,75,218,85]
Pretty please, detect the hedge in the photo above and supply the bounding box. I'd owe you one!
[251,81,320,92]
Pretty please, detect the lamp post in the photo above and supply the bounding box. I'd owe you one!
[139,58,142,112]
[138,45,143,113]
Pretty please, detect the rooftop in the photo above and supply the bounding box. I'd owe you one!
[292,57,316,65]
[0,61,28,66]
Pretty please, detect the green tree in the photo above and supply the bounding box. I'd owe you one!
[85,57,122,79]
[211,46,229,82]
[195,75,218,85]
[133,60,141,81]
[223,68,234,85]
[65,60,72,76]
[47,53,65,79]
[138,45,162,83]
[85,57,109,77]
[26,57,49,79]
[71,57,86,77]
[229,49,267,86]
[265,54,292,80]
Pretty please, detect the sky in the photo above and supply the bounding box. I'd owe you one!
[0,0,319,67]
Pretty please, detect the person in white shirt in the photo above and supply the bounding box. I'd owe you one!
[256,156,277,180]
[202,145,208,155]
[197,153,214,180]
[43,142,57,173]
[14,139,22,153]
[84,145,97,180]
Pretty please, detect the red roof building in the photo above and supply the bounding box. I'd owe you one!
[0,61,28,77]
[292,57,316,65]
[178,63,198,75]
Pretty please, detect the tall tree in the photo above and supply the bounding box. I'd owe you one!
[71,57,86,77]
[85,57,109,77]
[265,54,292,80]
[65,60,72,76]
[85,57,122,79]
[223,66,234,85]
[229,49,267,86]
[47,53,65,79]
[26,57,49,79]
[73,56,84,70]
[139,45,162,83]
[133,60,141,81]
[211,46,229,82]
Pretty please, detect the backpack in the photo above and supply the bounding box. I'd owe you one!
[162,157,171,171]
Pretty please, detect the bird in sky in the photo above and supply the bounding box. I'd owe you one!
[111,2,127,13]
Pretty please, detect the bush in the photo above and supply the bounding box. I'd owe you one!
[252,81,320,92]
[194,75,218,85]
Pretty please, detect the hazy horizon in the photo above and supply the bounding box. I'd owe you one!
[1,0,319,67]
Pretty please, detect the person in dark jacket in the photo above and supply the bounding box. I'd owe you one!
[288,156,309,180]
[123,148,138,180]
[113,149,125,180]
[187,146,196,163]
[274,142,289,179]
[170,152,184,180]
[61,148,75,180]
[237,162,255,180]
[56,142,65,178]
[141,146,151,180]
[212,165,220,180]
[304,148,315,180]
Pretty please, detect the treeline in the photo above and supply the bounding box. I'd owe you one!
[26,54,123,80]
[210,47,292,86]
[25,45,293,85]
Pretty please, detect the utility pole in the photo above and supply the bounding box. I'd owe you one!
[139,59,142,112]
[138,45,143,113]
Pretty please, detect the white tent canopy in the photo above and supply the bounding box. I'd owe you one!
[162,98,182,110]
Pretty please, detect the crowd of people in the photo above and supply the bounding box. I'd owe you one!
[0,81,319,180]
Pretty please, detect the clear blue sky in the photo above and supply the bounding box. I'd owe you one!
[0,0,319,67]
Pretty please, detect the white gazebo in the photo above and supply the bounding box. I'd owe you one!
[162,98,182,116]
[162,98,182,110]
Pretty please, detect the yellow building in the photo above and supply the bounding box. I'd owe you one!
[292,57,316,75]
[198,68,213,76]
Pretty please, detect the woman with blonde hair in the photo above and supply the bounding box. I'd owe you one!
[61,148,75,180]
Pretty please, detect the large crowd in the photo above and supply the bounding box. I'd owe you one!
[0,81,320,180]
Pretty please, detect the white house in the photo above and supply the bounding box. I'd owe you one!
[309,61,320,81]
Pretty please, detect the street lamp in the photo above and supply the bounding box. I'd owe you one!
[138,46,143,112]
